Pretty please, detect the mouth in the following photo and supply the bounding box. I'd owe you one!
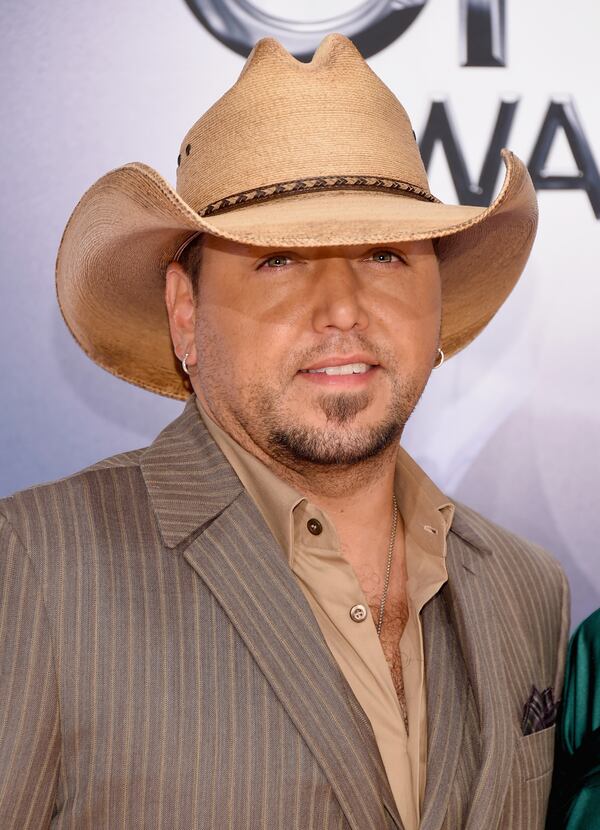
[299,362,374,376]
[297,355,380,386]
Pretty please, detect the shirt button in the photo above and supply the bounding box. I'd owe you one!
[307,518,323,536]
[350,604,368,623]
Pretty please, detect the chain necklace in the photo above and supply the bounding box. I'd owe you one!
[376,495,398,638]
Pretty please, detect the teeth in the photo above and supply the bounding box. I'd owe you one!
[307,362,371,376]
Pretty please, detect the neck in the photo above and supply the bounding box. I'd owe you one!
[298,455,400,567]
[248,432,400,570]
[270,445,401,581]
[277,447,398,523]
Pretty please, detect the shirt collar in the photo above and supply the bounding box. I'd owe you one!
[393,443,454,555]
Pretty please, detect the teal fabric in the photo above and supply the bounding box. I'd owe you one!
[546,608,600,829]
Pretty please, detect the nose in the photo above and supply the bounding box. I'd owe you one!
[310,257,369,334]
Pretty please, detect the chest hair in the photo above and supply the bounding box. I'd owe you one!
[368,594,410,732]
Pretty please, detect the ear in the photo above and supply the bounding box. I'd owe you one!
[165,261,197,366]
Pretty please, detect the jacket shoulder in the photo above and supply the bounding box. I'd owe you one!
[452,501,570,694]
[452,500,566,588]
[452,501,570,681]
[0,447,149,549]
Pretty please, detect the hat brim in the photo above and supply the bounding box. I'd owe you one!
[56,149,537,399]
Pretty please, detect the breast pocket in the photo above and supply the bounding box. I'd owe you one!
[503,725,557,830]
[516,724,556,781]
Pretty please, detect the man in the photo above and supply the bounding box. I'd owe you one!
[0,34,569,830]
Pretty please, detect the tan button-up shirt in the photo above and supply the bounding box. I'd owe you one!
[197,401,453,830]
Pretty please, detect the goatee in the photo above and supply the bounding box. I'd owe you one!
[259,378,422,468]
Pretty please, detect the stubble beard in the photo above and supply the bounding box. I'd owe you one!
[238,373,424,470]
[195,320,431,474]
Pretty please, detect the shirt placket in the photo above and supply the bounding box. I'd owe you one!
[290,500,419,830]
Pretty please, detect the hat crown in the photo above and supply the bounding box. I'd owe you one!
[176,34,430,212]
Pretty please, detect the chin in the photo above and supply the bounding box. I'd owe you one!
[266,416,403,467]
[242,373,423,465]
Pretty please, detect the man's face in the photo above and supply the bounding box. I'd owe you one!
[182,235,441,468]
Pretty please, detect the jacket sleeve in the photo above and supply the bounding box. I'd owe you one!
[0,511,60,829]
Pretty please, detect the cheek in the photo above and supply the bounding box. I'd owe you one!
[195,302,249,378]
[194,295,294,385]
[378,279,441,358]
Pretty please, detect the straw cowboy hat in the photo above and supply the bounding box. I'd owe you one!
[56,33,538,400]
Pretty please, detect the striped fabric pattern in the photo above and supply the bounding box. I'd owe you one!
[0,399,569,829]
[438,505,570,830]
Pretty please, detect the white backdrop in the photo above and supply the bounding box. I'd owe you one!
[1,0,599,626]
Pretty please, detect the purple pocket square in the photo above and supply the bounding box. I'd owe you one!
[521,685,558,736]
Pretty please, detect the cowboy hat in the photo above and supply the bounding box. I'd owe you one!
[56,33,538,399]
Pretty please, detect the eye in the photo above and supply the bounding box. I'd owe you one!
[369,250,403,264]
[259,254,293,269]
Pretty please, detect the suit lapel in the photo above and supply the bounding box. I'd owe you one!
[439,512,515,830]
[140,398,243,548]
[420,585,470,830]
[184,492,401,830]
[141,399,401,830]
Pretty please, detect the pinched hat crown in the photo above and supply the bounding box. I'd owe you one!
[56,33,538,399]
[176,35,433,218]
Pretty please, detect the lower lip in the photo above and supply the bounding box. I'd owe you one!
[296,366,380,386]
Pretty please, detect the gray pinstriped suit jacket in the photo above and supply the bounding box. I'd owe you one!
[0,399,570,829]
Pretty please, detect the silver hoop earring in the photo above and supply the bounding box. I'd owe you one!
[434,347,445,369]
[181,352,191,375]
